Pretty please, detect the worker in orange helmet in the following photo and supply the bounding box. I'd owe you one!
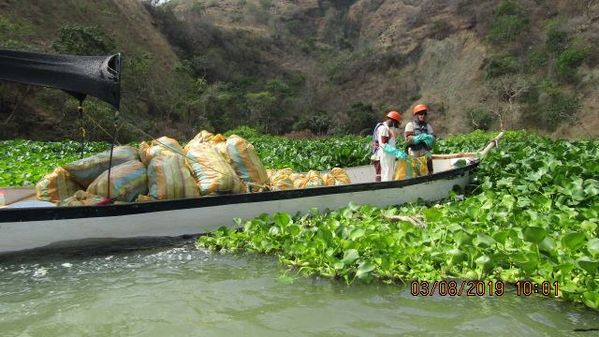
[371,110,406,182]
[404,103,435,174]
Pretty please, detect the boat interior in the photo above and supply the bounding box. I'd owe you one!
[0,154,477,208]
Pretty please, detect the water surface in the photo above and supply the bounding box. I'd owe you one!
[1,244,597,337]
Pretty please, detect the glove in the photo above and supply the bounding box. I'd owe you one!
[422,134,435,148]
[382,144,407,159]
[412,134,427,144]
[412,134,435,148]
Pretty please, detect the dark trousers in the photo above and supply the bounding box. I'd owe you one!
[373,160,381,182]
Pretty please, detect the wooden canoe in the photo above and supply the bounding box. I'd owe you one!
[0,154,481,255]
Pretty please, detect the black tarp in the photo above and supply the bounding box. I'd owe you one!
[0,49,121,110]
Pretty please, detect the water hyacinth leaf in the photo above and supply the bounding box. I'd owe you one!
[464,270,479,280]
[342,208,354,219]
[492,229,511,244]
[583,179,598,197]
[348,202,360,212]
[475,255,491,266]
[500,194,516,210]
[341,249,359,265]
[562,232,586,251]
[454,231,473,247]
[473,233,496,248]
[513,252,538,274]
[423,208,443,222]
[269,226,280,236]
[349,228,366,241]
[447,248,468,265]
[356,261,375,279]
[317,227,333,243]
[581,220,598,234]
[532,195,552,210]
[446,223,463,232]
[288,224,301,236]
[576,257,599,274]
[273,213,291,227]
[582,291,599,310]
[523,226,547,245]
[587,238,599,257]
[499,268,520,282]
[465,205,480,218]
[557,263,576,276]
[539,237,556,255]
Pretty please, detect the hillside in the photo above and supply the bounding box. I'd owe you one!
[1,0,598,140]
[0,0,184,141]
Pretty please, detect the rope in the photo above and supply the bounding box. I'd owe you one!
[104,110,120,203]
[84,113,122,145]
[119,116,228,176]
[78,103,85,159]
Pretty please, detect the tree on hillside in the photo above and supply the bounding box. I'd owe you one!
[246,91,277,133]
[483,75,530,130]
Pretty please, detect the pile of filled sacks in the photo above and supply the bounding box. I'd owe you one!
[267,168,351,191]
[35,131,352,205]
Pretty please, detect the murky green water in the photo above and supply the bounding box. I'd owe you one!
[1,243,597,337]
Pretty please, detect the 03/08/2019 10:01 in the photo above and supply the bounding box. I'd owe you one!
[410,280,559,297]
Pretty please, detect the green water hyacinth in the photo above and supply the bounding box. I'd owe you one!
[0,139,108,186]
[199,130,599,310]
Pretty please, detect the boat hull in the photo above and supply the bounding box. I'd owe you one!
[0,162,477,254]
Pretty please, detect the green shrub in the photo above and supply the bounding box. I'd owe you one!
[0,16,34,49]
[527,83,579,131]
[557,48,587,81]
[545,93,579,129]
[495,0,521,16]
[487,1,528,45]
[466,108,495,131]
[487,16,528,44]
[224,126,262,139]
[527,47,548,70]
[52,25,115,55]
[292,111,331,135]
[485,55,519,78]
[545,20,569,55]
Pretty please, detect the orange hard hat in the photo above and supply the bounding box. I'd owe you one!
[386,110,401,122]
[412,104,429,115]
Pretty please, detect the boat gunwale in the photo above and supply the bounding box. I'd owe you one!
[0,159,479,223]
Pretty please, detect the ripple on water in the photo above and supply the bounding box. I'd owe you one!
[0,245,598,337]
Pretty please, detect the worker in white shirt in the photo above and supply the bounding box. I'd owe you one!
[370,111,406,182]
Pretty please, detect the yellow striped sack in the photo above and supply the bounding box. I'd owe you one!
[268,168,294,191]
[184,131,212,153]
[35,167,82,203]
[186,142,245,195]
[87,160,148,202]
[139,137,183,165]
[394,156,429,181]
[323,167,351,186]
[58,190,104,206]
[63,146,139,187]
[211,135,231,163]
[225,135,269,192]
[193,130,216,142]
[296,170,325,189]
[148,155,199,200]
[290,172,306,189]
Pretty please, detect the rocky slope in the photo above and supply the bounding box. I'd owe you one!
[1,0,597,139]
